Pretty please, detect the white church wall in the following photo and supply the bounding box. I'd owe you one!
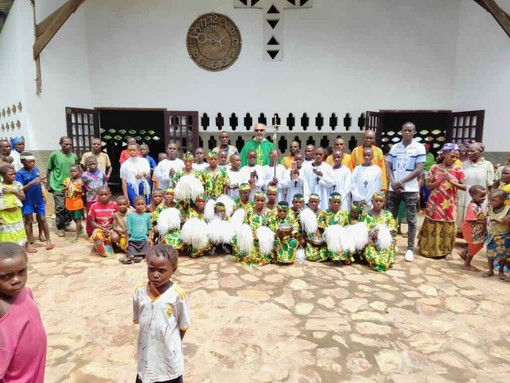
[84,0,460,134]
[0,0,29,145]
[453,0,510,153]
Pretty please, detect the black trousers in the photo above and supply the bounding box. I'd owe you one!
[136,375,182,383]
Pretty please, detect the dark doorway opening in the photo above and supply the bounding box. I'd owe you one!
[98,109,165,192]
[380,111,451,157]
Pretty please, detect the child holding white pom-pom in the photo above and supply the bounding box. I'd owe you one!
[361,192,397,272]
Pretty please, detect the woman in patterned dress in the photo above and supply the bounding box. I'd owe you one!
[172,152,199,185]
[361,192,397,272]
[418,143,467,258]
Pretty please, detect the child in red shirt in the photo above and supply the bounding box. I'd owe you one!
[0,243,47,383]
[89,187,118,257]
[460,185,487,271]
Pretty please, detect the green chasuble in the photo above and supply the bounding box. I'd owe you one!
[240,139,275,167]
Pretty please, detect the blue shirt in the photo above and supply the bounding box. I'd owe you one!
[127,212,151,242]
[16,167,44,207]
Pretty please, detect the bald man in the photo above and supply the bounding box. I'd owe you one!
[281,141,300,169]
[240,123,275,167]
[350,130,388,190]
[326,138,352,170]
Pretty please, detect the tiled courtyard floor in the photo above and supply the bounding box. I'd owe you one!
[27,227,510,383]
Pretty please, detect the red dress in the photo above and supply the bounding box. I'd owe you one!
[424,164,466,223]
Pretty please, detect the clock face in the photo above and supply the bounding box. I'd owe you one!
[186,13,242,72]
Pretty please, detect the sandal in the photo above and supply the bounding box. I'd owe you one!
[45,243,56,250]
[26,247,38,254]
[119,256,134,264]
[133,257,143,263]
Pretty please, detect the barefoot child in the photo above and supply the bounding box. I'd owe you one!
[89,188,118,257]
[16,153,54,251]
[460,185,487,271]
[0,164,26,246]
[0,243,47,383]
[133,244,190,383]
[63,165,85,242]
[81,156,106,236]
[111,196,130,252]
[484,189,510,279]
[121,195,152,264]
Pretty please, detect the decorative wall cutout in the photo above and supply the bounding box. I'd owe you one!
[201,113,210,131]
[343,113,351,130]
[234,0,314,61]
[315,113,323,131]
[215,113,224,130]
[17,102,22,112]
[229,113,238,130]
[244,113,253,130]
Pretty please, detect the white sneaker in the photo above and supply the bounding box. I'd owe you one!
[404,250,414,262]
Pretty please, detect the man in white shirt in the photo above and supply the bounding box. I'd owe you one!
[386,122,426,262]
[303,147,334,210]
[153,142,184,190]
[285,153,310,204]
[329,150,352,211]
[351,147,382,211]
[303,145,315,165]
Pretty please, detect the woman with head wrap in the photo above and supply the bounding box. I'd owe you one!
[456,141,494,233]
[418,143,467,258]
[10,137,24,171]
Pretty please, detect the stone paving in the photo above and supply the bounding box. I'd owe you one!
[26,226,510,383]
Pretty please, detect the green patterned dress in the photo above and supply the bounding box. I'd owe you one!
[360,210,397,272]
[233,198,254,213]
[267,213,300,264]
[233,209,270,266]
[199,167,230,199]
[317,209,352,263]
[172,169,199,185]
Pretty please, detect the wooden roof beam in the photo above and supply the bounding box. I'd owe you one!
[33,0,86,59]
[474,0,510,38]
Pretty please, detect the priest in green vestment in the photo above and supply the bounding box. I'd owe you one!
[240,123,275,167]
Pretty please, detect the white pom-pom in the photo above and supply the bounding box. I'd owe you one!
[181,218,209,250]
[376,225,393,250]
[237,224,254,254]
[323,225,343,253]
[296,248,306,262]
[230,209,246,233]
[157,208,181,236]
[217,194,235,217]
[299,208,318,235]
[204,199,216,222]
[208,218,235,244]
[339,226,355,253]
[174,175,204,202]
[348,222,369,251]
[256,226,275,256]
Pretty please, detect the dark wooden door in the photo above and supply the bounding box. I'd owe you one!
[365,111,382,145]
[448,110,485,144]
[65,107,99,159]
[164,111,199,154]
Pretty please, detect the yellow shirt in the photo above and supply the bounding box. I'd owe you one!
[326,153,352,171]
[500,183,510,206]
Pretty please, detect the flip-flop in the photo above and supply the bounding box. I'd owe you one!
[45,243,56,250]
[119,256,134,265]
[26,248,38,253]
[133,257,143,263]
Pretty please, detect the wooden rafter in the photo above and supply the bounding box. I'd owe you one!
[474,0,510,38]
[33,0,86,59]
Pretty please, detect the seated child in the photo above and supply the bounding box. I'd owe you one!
[265,186,278,211]
[484,189,510,280]
[133,244,190,383]
[89,187,118,257]
[146,189,164,214]
[209,201,232,255]
[361,192,397,272]
[182,195,211,258]
[0,243,47,383]
[63,165,85,242]
[267,201,300,264]
[460,185,487,271]
[233,183,253,212]
[121,195,152,264]
[16,153,54,251]
[111,196,130,252]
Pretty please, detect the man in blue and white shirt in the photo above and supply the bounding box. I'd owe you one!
[386,122,426,262]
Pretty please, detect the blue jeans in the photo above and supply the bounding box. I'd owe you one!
[387,191,418,251]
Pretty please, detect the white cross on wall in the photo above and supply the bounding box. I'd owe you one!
[234,0,314,61]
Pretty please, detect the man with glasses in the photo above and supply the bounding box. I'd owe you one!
[240,123,274,167]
